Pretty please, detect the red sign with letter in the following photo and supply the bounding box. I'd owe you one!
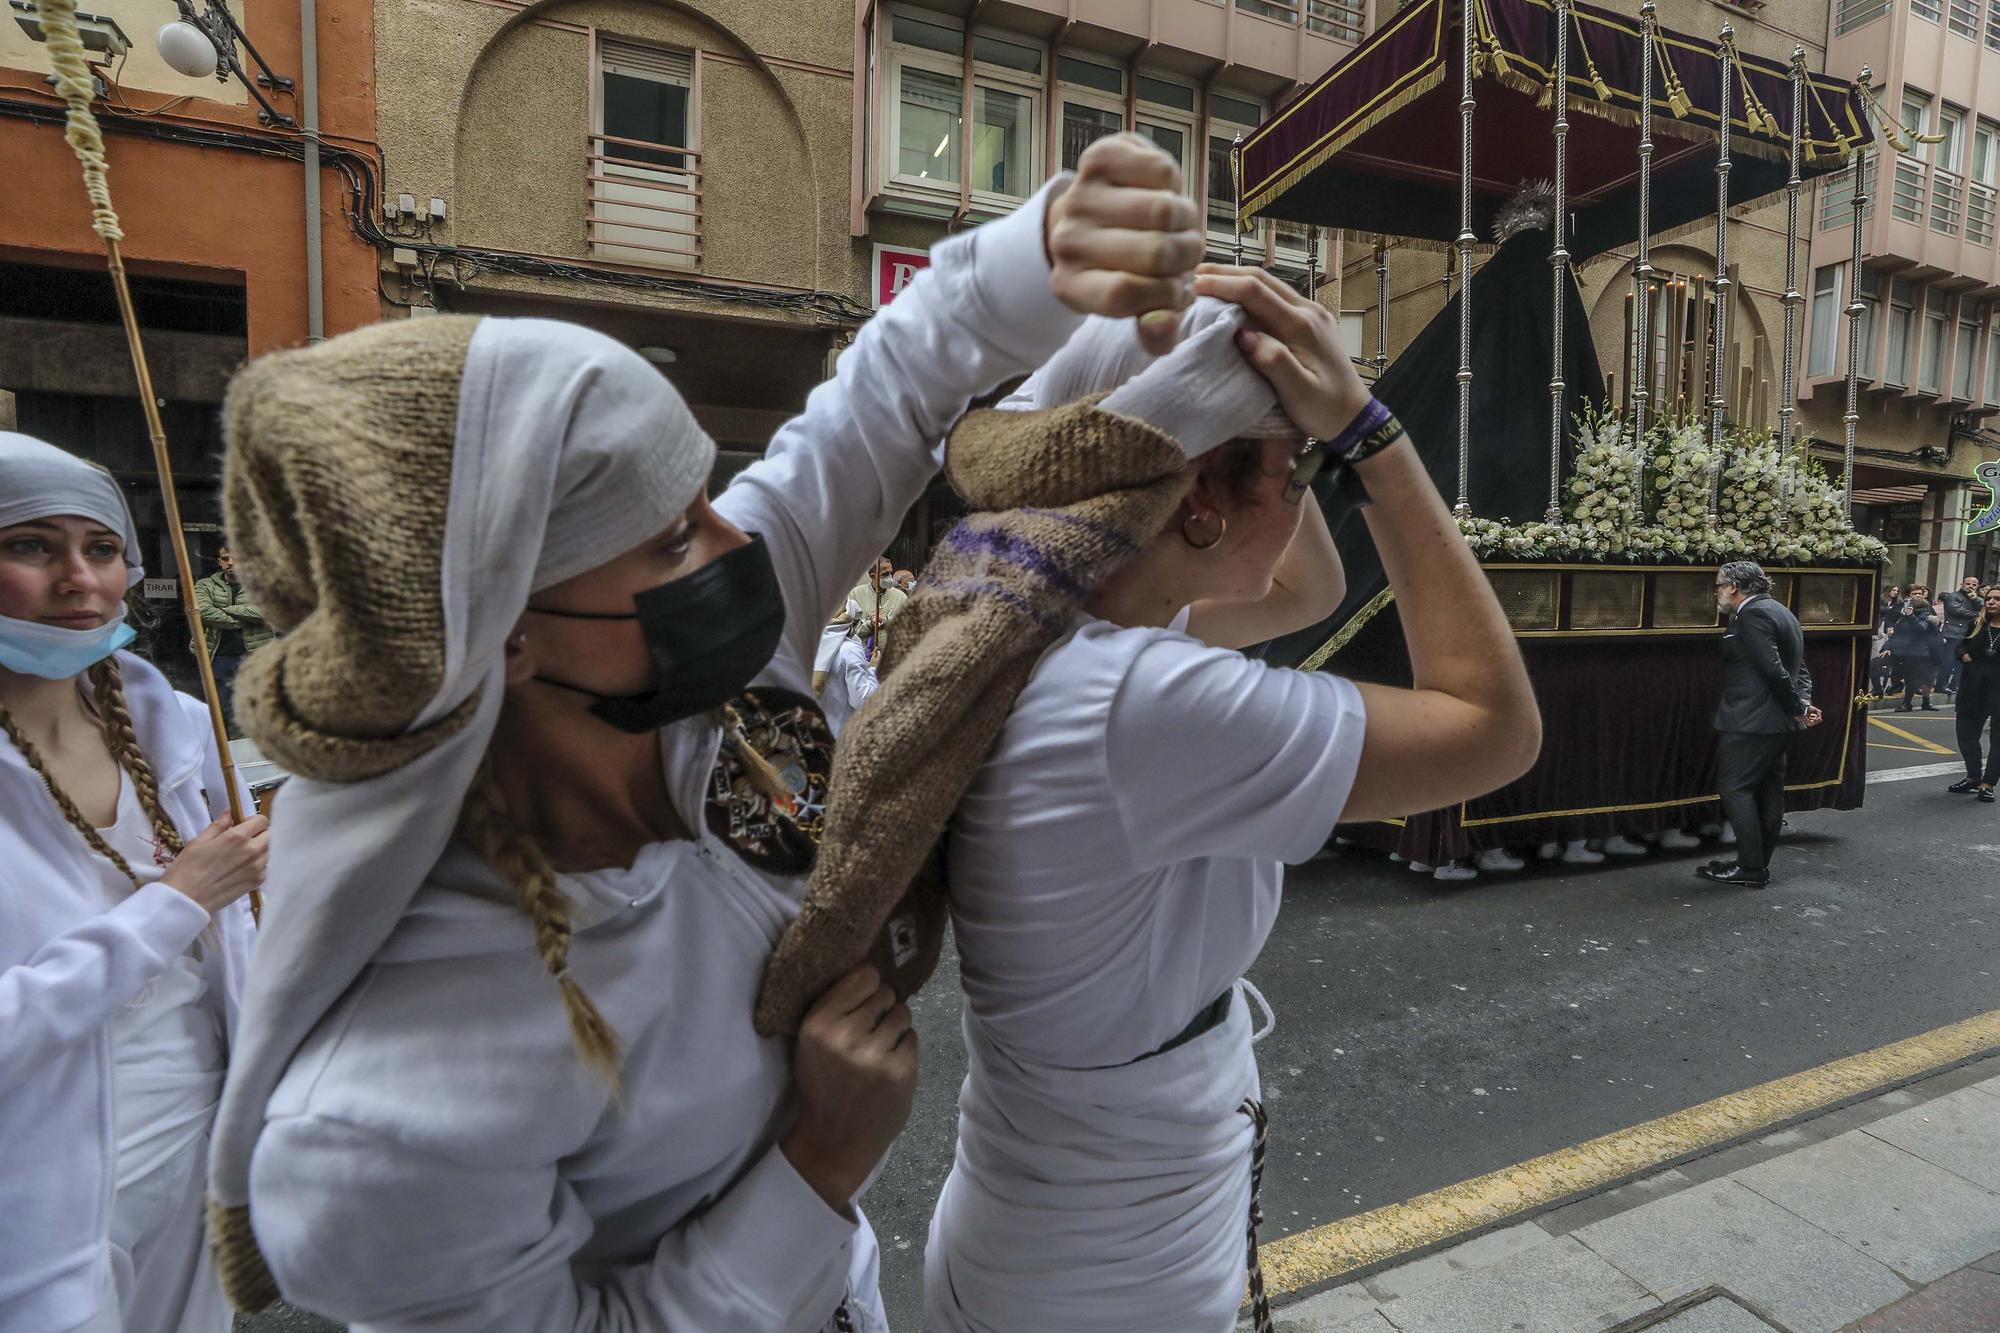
[873,244,931,308]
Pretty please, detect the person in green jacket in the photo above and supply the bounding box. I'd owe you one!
[192,542,272,732]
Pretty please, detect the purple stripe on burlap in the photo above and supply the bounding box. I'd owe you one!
[922,577,1071,632]
[942,524,1089,603]
[1016,507,1140,553]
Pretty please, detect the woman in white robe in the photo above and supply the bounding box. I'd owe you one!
[924,269,1544,1331]
[0,432,266,1333]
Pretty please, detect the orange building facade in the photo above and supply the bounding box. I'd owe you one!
[1,0,379,681]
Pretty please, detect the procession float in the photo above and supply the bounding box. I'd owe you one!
[1233,0,1889,869]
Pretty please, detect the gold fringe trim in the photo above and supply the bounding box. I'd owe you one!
[1242,61,1450,221]
[206,1197,281,1313]
[1297,587,1397,672]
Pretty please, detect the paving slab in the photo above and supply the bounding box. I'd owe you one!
[1268,1281,1380,1331]
[1839,1266,2000,1332]
[1574,1178,1909,1333]
[1736,1131,2000,1285]
[1361,1223,1554,1302]
[1537,1170,1698,1238]
[1970,1249,2000,1276]
[1646,1296,1784,1333]
[1863,1086,2000,1193]
[1357,1235,1645,1333]
[1272,1309,1398,1333]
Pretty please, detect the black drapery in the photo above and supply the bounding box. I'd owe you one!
[1261,226,1605,676]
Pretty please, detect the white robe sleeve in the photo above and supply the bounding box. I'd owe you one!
[251,1114,856,1332]
[715,177,1084,672]
[0,882,212,1081]
[842,646,879,712]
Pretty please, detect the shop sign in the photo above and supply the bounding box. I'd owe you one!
[873,245,931,308]
[1972,460,2000,537]
[143,578,178,600]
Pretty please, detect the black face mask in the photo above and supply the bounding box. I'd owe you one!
[527,534,787,733]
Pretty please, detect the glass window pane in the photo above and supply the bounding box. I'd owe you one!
[974,32,1041,75]
[1212,93,1264,126]
[1808,267,1840,377]
[1057,54,1124,95]
[972,86,1031,197]
[1955,318,1979,397]
[899,66,962,183]
[1139,120,1186,172]
[894,12,962,54]
[1061,101,1123,171]
[602,73,689,166]
[1208,133,1238,225]
[1138,73,1195,110]
[1921,313,1947,392]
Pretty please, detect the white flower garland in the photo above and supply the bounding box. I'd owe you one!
[1454,414,1887,565]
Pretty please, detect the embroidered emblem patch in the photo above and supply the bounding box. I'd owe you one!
[705,686,834,875]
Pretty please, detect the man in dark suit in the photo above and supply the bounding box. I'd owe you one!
[1699,561,1823,888]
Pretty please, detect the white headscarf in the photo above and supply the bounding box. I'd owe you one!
[0,431,145,587]
[1001,297,1298,452]
[209,318,715,1220]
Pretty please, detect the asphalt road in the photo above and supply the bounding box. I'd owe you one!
[240,707,2000,1331]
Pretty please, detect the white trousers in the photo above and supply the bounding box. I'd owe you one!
[69,1136,231,1333]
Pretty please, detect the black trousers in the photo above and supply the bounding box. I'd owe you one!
[1959,670,2000,786]
[1716,730,1791,873]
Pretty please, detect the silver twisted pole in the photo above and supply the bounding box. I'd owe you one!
[1631,1,1658,505]
[1547,0,1571,525]
[1707,24,1735,522]
[1232,132,1246,268]
[1374,240,1389,377]
[1842,68,1871,518]
[1777,45,1807,533]
[1304,225,1320,471]
[1454,0,1477,518]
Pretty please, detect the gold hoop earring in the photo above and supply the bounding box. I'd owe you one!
[1181,511,1227,551]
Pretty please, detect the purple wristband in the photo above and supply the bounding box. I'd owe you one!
[1326,397,1395,461]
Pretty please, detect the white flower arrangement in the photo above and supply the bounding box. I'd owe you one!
[1452,412,1886,566]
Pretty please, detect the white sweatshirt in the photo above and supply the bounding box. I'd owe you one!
[0,655,256,1332]
[241,179,1085,1332]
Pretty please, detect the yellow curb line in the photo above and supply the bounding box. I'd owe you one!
[1867,742,1938,753]
[1260,1008,2000,1298]
[1867,715,1956,755]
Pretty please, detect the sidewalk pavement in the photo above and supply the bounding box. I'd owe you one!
[1263,1054,2000,1333]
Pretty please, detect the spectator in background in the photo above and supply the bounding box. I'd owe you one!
[1884,585,1944,713]
[191,543,271,734]
[1948,588,2000,803]
[1878,585,1903,632]
[820,621,880,734]
[893,568,916,596]
[847,556,907,655]
[1940,575,1982,697]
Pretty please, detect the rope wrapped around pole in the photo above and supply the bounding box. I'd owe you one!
[29,0,257,919]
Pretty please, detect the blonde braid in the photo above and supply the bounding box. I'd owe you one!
[0,698,137,883]
[457,762,622,1090]
[90,659,185,860]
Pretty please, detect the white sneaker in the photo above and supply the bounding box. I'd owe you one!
[1433,860,1479,881]
[1388,852,1407,864]
[1602,835,1649,858]
[1536,841,1562,860]
[1718,824,1738,846]
[1697,823,1724,838]
[1475,847,1526,872]
[1408,860,1434,875]
[1561,839,1606,865]
[1656,829,1703,851]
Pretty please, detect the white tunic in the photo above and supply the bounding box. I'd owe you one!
[91,778,226,1195]
[926,616,1367,1331]
[821,636,878,734]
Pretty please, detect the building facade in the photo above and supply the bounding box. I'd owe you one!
[1,0,379,683]
[1805,0,2000,588]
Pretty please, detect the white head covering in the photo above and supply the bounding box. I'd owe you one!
[0,431,145,587]
[209,318,715,1223]
[1002,297,1298,452]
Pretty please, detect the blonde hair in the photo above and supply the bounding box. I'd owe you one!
[0,658,185,884]
[456,762,622,1091]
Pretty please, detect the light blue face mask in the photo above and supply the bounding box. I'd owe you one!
[0,606,135,680]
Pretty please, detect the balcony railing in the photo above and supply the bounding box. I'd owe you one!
[1891,158,1927,225]
[1949,0,1979,38]
[1306,0,1365,40]
[1237,0,1300,21]
[1931,168,1964,236]
[1969,182,1996,247]
[587,133,701,271]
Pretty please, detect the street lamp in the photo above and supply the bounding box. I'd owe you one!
[151,0,297,127]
